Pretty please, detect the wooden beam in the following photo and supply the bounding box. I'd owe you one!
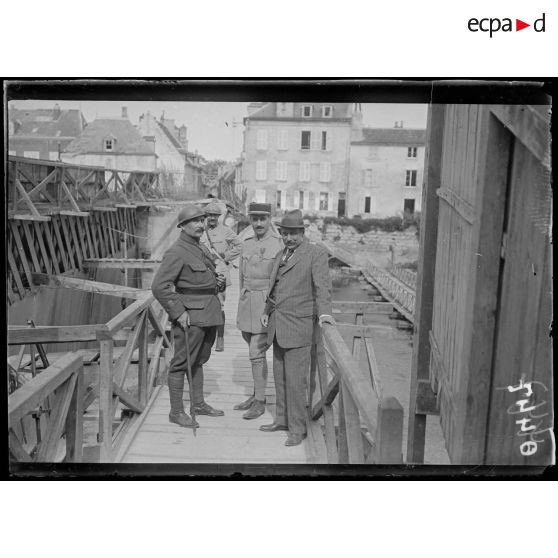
[8,352,83,424]
[376,397,404,464]
[311,377,339,420]
[9,429,32,462]
[112,382,145,414]
[335,323,394,339]
[9,221,35,291]
[98,340,114,462]
[332,301,394,314]
[9,213,51,222]
[31,273,151,300]
[99,296,154,339]
[341,381,365,464]
[83,258,162,270]
[15,178,43,218]
[8,325,103,345]
[147,305,171,348]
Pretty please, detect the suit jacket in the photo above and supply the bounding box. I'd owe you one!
[151,231,224,327]
[264,239,332,348]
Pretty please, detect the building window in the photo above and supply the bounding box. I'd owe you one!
[104,138,114,151]
[255,189,266,203]
[364,169,373,187]
[298,191,305,210]
[404,198,416,215]
[407,147,418,158]
[322,105,333,118]
[406,170,417,187]
[319,192,329,211]
[277,129,288,150]
[321,130,331,151]
[276,190,282,209]
[23,151,40,159]
[302,105,313,117]
[256,160,267,181]
[256,129,268,150]
[364,196,371,214]
[300,131,311,150]
[299,161,310,182]
[276,161,287,181]
[319,162,331,182]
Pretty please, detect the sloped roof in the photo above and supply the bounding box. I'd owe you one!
[247,103,276,119]
[10,108,85,138]
[64,118,155,155]
[157,120,183,149]
[353,128,426,145]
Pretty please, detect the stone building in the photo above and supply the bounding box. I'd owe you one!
[241,102,426,218]
[242,102,353,216]
[60,107,157,171]
[349,110,426,217]
[8,104,86,160]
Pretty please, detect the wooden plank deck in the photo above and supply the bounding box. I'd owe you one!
[120,269,328,464]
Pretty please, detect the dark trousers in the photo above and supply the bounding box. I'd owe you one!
[272,337,311,435]
[169,324,217,405]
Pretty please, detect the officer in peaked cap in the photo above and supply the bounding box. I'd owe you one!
[234,202,283,419]
[151,204,226,428]
[200,201,242,352]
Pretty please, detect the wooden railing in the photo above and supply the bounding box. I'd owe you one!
[363,262,416,323]
[310,301,405,464]
[8,295,170,463]
[387,263,417,290]
[8,352,84,462]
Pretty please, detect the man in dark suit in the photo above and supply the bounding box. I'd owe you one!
[152,204,226,428]
[260,210,334,446]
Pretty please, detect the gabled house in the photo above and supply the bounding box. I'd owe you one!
[60,108,157,171]
[8,104,86,160]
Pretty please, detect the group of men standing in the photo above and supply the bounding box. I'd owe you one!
[151,201,333,447]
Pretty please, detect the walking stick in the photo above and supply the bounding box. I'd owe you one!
[183,324,198,437]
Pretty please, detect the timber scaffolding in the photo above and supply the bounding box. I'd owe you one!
[6,155,165,304]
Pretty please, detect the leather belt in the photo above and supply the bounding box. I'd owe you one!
[175,287,215,295]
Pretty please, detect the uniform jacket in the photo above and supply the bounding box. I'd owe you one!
[264,239,332,348]
[201,223,242,282]
[151,231,224,327]
[237,228,282,333]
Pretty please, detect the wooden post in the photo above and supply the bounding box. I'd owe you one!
[342,382,364,463]
[137,311,149,406]
[99,339,114,462]
[376,396,404,464]
[65,365,84,462]
[337,383,349,464]
[407,103,445,464]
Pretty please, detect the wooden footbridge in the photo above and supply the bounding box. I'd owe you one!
[8,156,406,467]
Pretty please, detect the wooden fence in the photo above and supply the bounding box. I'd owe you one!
[8,291,170,463]
[310,301,404,464]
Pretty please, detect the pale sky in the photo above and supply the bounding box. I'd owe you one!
[8,100,427,161]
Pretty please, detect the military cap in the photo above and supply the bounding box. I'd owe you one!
[204,201,223,215]
[247,202,272,215]
[177,204,205,227]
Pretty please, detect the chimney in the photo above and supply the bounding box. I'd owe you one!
[394,121,399,128]
[53,103,61,119]
[351,103,364,142]
[400,120,404,128]
[178,125,188,149]
[122,106,128,119]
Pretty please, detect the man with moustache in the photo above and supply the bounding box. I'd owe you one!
[152,204,226,428]
[201,201,242,352]
[260,210,334,446]
[234,202,283,420]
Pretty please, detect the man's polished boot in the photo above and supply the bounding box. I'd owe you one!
[259,421,288,432]
[168,374,198,428]
[243,399,266,420]
[234,394,255,410]
[191,401,225,417]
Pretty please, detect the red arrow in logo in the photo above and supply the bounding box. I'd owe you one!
[516,19,531,31]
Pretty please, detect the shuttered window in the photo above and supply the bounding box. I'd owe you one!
[301,131,311,150]
[256,160,267,181]
[255,189,266,202]
[276,161,287,181]
[277,129,288,150]
[405,170,417,186]
[319,162,331,182]
[319,192,329,211]
[256,129,268,150]
[299,161,310,182]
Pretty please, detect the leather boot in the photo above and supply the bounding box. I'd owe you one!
[168,374,198,428]
[234,394,255,410]
[243,399,266,420]
[169,411,199,428]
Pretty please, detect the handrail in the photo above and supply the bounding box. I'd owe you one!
[9,352,84,463]
[312,319,404,464]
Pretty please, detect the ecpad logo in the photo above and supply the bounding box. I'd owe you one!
[468,13,546,37]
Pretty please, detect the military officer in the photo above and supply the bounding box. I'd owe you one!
[235,202,283,419]
[152,204,226,428]
[201,201,242,352]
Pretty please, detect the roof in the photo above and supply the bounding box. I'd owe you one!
[352,128,427,145]
[246,102,351,122]
[157,120,183,150]
[64,118,156,155]
[9,108,85,138]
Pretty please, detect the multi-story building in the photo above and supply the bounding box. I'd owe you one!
[61,107,157,172]
[8,104,86,160]
[241,102,426,218]
[242,102,353,216]
[137,111,203,197]
[349,109,426,217]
